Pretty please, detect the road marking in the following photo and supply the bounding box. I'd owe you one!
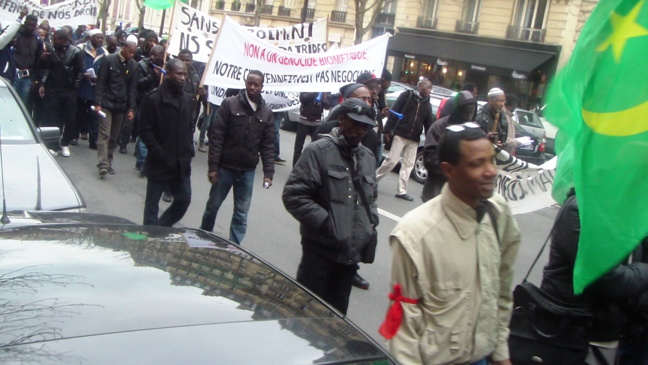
[378,208,402,223]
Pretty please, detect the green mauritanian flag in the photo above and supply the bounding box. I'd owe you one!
[545,0,648,294]
[144,0,187,10]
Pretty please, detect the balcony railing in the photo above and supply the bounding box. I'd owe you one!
[378,13,395,26]
[260,5,273,14]
[301,8,315,19]
[506,25,546,42]
[455,20,479,34]
[330,10,347,22]
[244,2,255,12]
[278,5,291,16]
[417,16,437,29]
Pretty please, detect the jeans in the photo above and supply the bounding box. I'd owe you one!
[273,112,282,159]
[200,167,255,244]
[13,77,33,113]
[200,104,219,143]
[135,137,148,168]
[143,176,192,226]
[293,123,318,167]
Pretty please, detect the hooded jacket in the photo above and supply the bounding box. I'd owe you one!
[423,90,477,174]
[283,128,379,265]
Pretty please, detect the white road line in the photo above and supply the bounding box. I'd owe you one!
[378,208,402,223]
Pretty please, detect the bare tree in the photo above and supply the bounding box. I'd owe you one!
[97,0,112,33]
[135,0,147,30]
[353,0,387,44]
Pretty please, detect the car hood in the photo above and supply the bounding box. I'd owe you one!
[0,144,85,212]
[0,224,390,364]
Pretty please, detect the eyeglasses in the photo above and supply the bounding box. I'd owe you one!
[346,104,377,120]
[446,122,481,132]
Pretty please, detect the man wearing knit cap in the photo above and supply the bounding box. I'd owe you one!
[476,88,508,146]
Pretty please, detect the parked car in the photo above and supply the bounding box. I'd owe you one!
[0,77,85,213]
[0,213,397,364]
[385,81,454,108]
[537,105,557,155]
[513,122,546,165]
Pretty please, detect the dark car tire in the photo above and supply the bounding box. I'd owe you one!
[412,150,427,184]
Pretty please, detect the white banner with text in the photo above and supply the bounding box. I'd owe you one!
[0,0,98,28]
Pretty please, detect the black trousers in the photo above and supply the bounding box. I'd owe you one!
[44,89,77,147]
[296,246,357,315]
[292,123,319,167]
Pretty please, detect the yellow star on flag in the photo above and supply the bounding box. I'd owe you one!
[596,0,648,62]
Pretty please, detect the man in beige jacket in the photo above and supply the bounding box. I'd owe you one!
[380,123,521,365]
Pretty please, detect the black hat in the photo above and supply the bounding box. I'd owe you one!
[339,98,376,126]
[339,83,366,98]
[356,72,382,85]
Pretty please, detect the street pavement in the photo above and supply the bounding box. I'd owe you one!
[57,128,559,345]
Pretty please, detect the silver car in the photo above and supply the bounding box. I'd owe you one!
[0,77,85,213]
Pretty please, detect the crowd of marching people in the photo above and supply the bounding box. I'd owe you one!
[1,8,647,365]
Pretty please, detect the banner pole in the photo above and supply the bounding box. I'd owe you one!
[325,15,330,52]
[199,13,227,88]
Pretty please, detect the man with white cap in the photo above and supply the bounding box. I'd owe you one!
[475,88,508,146]
[283,98,379,315]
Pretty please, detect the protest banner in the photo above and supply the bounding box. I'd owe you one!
[202,15,389,93]
[167,2,220,63]
[0,0,98,28]
[246,18,328,54]
[168,3,328,63]
[495,150,557,215]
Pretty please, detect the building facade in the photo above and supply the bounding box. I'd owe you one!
[104,0,598,104]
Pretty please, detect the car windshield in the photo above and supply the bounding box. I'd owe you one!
[515,110,544,128]
[0,84,35,144]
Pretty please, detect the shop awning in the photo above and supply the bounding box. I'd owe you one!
[388,32,556,73]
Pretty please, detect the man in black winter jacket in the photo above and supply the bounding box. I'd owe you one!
[283,98,379,315]
[376,78,434,202]
[139,59,195,226]
[200,70,274,244]
[37,29,84,156]
[541,188,648,364]
[94,41,138,177]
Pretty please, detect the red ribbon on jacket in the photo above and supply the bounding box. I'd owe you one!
[378,284,419,339]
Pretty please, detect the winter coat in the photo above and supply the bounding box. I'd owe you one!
[475,103,508,143]
[283,128,379,265]
[541,189,648,342]
[298,92,328,125]
[39,43,84,92]
[77,42,107,101]
[384,89,434,143]
[138,80,196,181]
[207,92,275,179]
[136,58,162,105]
[94,52,138,112]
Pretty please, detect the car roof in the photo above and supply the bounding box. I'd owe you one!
[0,223,393,364]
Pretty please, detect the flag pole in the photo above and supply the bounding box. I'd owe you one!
[199,14,227,89]
[160,0,178,85]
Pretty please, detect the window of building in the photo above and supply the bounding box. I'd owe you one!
[418,0,438,29]
[456,0,481,33]
[508,0,549,42]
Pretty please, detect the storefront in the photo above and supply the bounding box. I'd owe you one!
[386,27,561,109]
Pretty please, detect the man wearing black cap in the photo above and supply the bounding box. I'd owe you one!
[283,98,379,315]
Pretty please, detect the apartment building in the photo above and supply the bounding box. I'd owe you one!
[105,0,598,104]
